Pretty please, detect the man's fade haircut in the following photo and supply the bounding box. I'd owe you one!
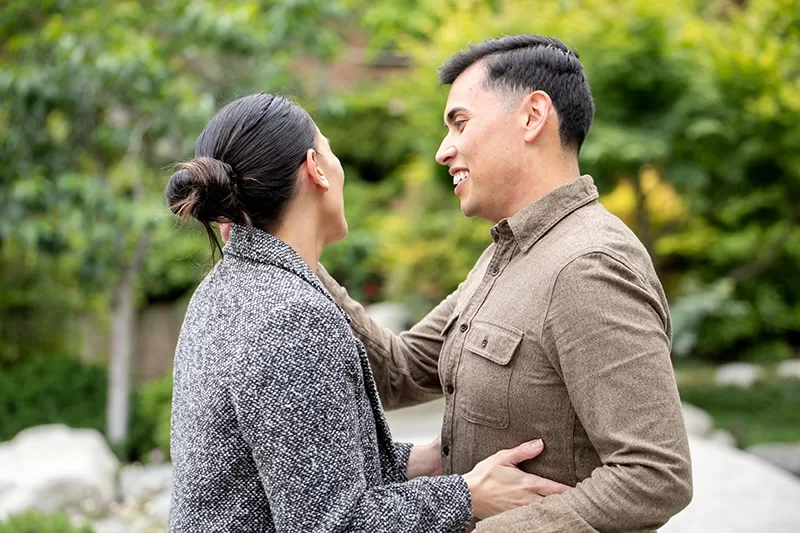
[438,34,595,153]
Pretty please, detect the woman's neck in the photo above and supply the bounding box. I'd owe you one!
[272,211,325,271]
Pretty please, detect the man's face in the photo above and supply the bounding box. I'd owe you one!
[435,62,523,222]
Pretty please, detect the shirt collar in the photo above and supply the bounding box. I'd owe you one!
[222,224,349,322]
[495,175,599,252]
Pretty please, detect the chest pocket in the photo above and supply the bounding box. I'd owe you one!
[458,320,523,428]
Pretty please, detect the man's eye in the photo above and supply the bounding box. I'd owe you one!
[454,120,465,129]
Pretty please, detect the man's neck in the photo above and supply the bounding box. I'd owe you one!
[497,158,582,222]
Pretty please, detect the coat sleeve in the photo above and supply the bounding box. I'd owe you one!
[392,442,413,481]
[225,299,472,533]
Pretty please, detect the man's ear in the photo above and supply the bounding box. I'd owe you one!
[522,90,552,144]
[302,148,330,191]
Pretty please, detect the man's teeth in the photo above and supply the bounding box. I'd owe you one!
[452,171,469,186]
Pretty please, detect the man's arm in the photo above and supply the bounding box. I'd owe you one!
[316,263,460,409]
[476,252,692,532]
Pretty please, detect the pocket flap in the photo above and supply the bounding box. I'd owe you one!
[464,321,523,365]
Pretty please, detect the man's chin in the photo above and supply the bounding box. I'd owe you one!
[459,200,477,218]
[460,203,499,223]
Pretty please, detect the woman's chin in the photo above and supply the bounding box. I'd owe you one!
[325,222,348,246]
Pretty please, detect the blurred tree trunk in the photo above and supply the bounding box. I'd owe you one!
[107,117,151,446]
[107,233,150,445]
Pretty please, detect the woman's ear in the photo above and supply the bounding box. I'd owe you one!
[303,148,330,191]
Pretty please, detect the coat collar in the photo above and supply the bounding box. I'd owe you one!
[222,224,350,323]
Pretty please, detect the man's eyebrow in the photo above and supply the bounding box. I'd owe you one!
[444,106,468,127]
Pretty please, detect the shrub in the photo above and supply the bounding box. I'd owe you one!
[0,511,93,533]
[0,355,105,443]
[124,373,173,461]
[0,353,172,464]
[679,379,800,447]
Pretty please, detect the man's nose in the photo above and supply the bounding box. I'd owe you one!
[435,141,456,166]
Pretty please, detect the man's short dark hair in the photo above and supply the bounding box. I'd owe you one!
[439,34,595,153]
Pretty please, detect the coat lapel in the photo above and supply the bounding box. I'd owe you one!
[354,340,403,474]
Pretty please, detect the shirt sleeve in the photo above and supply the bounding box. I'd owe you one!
[316,263,459,409]
[476,252,692,533]
[225,300,472,533]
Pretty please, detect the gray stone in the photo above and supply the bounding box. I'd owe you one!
[145,490,172,521]
[746,442,800,477]
[0,425,119,519]
[681,403,715,438]
[364,302,412,334]
[118,463,173,502]
[66,512,94,531]
[92,518,129,533]
[715,363,764,388]
[777,359,800,380]
[130,514,166,533]
[662,437,800,533]
[709,429,737,448]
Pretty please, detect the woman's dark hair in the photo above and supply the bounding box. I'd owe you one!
[165,93,317,255]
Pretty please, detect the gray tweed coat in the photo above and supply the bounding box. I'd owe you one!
[168,225,472,532]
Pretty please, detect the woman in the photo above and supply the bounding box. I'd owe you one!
[165,93,562,532]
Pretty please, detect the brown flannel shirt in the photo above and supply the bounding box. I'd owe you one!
[317,175,692,532]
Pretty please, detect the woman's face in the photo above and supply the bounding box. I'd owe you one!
[314,127,348,245]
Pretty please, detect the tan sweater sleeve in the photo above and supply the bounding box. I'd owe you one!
[316,263,459,410]
[477,252,692,532]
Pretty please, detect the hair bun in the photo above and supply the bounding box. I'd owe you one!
[165,157,240,224]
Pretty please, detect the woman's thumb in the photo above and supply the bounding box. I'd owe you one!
[503,438,544,466]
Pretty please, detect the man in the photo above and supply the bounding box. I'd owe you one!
[315,35,693,531]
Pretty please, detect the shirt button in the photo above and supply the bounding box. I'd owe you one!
[490,267,499,276]
[481,338,488,348]
[459,323,468,333]
[446,384,455,394]
[442,445,450,456]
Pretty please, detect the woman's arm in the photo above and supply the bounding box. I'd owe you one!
[226,299,472,533]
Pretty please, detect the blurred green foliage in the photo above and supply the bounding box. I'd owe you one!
[0,356,106,443]
[0,0,353,366]
[320,0,800,359]
[127,373,174,461]
[676,363,800,447]
[681,381,800,447]
[0,354,169,462]
[0,511,93,533]
[0,0,799,456]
